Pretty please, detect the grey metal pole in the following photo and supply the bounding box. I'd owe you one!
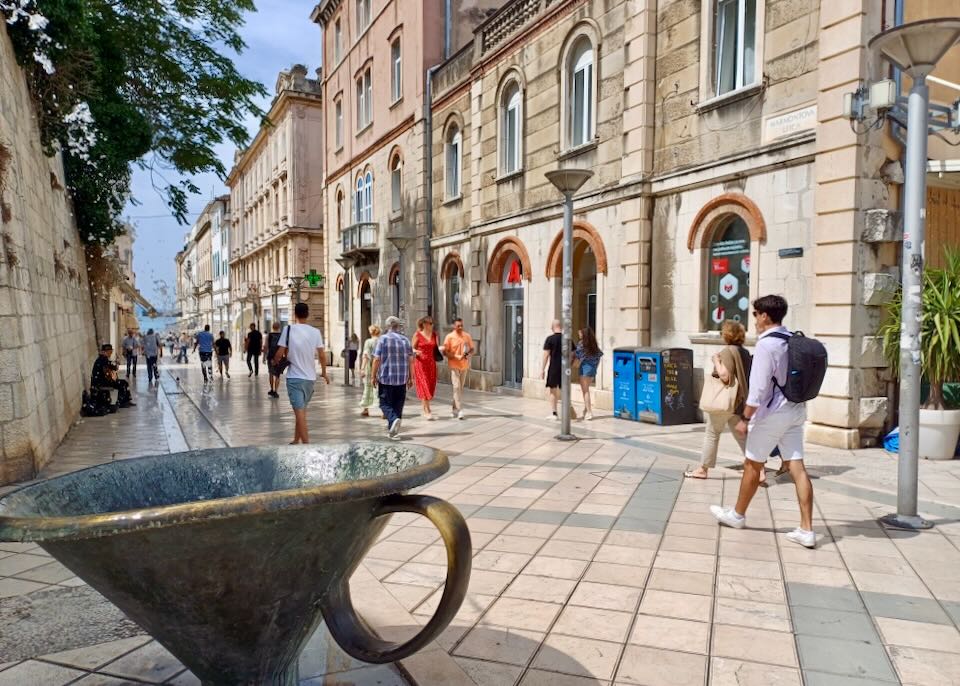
[559,192,575,440]
[885,76,932,530]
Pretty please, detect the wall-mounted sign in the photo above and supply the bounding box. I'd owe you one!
[778,247,804,259]
[763,104,817,144]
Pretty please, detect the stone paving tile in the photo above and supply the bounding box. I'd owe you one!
[453,657,523,686]
[531,633,621,680]
[709,657,801,686]
[98,641,185,683]
[40,636,152,671]
[796,635,898,683]
[629,615,709,654]
[887,645,960,685]
[615,645,706,685]
[791,606,879,641]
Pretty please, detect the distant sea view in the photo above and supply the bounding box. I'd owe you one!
[140,314,180,335]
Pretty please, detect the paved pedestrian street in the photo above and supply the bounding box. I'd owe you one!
[2,360,960,686]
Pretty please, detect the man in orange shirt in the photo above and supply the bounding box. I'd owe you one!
[442,318,474,420]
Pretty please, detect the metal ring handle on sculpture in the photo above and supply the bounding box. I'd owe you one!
[320,494,472,664]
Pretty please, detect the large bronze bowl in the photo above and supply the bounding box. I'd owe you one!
[0,443,472,685]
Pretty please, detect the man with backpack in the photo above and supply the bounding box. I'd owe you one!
[711,295,827,549]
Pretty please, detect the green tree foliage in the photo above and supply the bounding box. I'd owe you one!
[2,0,266,244]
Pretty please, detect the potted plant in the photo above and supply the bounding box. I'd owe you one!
[880,249,960,459]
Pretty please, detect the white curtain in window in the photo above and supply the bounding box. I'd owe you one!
[391,40,402,102]
[570,40,593,147]
[715,0,757,96]
[446,128,461,198]
[363,171,373,222]
[334,20,341,62]
[335,100,343,147]
[356,78,365,128]
[391,158,402,212]
[502,84,520,173]
[364,69,373,125]
[355,177,363,223]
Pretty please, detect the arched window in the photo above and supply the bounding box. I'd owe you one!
[442,256,463,323]
[363,171,373,221]
[336,188,344,233]
[354,176,363,223]
[337,276,347,321]
[704,217,751,330]
[501,81,522,175]
[445,124,462,200]
[568,37,595,148]
[334,98,343,148]
[390,152,402,213]
[389,263,400,316]
[391,38,402,103]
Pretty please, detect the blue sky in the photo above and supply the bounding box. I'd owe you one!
[128,1,321,311]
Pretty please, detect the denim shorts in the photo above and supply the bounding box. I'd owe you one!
[286,378,315,410]
[579,361,598,378]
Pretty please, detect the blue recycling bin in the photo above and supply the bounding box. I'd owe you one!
[613,348,641,420]
[615,348,696,425]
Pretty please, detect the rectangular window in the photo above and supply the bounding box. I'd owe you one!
[714,0,757,96]
[572,64,592,147]
[391,39,402,102]
[391,165,401,212]
[504,101,519,173]
[335,100,343,148]
[334,19,342,63]
[364,69,372,125]
[446,137,460,199]
[356,78,365,128]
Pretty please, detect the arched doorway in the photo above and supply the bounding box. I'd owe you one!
[502,255,525,388]
[546,221,606,337]
[359,277,372,344]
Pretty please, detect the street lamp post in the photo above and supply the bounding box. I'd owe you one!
[288,275,306,304]
[545,168,594,441]
[335,257,355,386]
[866,19,960,530]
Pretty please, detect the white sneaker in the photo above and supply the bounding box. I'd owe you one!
[451,410,458,418]
[388,418,401,437]
[549,412,559,421]
[585,411,593,421]
[710,505,746,529]
[458,411,465,420]
[786,528,816,549]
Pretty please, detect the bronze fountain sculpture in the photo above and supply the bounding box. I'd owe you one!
[0,443,471,685]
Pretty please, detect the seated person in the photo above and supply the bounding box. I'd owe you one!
[91,344,134,409]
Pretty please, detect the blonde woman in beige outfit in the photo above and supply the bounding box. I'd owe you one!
[685,321,752,480]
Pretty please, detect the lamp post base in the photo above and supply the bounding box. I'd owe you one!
[554,433,578,442]
[879,513,933,530]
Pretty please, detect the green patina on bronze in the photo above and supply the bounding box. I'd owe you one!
[0,443,472,686]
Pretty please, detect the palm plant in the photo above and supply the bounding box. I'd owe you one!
[880,248,960,410]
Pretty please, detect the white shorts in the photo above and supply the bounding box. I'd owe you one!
[745,403,806,463]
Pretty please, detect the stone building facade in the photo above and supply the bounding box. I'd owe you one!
[312,0,501,362]
[0,24,97,482]
[427,0,657,402]
[227,66,326,341]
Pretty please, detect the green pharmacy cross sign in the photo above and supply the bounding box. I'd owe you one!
[304,270,324,288]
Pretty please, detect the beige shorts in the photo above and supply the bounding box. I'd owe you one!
[745,403,806,463]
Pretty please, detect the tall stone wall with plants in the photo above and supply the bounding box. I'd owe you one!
[0,23,97,483]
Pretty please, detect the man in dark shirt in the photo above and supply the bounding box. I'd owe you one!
[91,344,133,408]
[214,331,232,378]
[265,322,283,398]
[244,323,263,377]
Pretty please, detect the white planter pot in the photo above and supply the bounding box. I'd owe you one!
[919,408,960,461]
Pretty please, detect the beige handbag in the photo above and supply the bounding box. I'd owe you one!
[699,371,739,414]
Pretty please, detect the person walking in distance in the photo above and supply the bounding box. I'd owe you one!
[121,329,139,378]
[574,327,603,421]
[178,332,190,363]
[273,302,329,444]
[442,318,474,420]
[711,295,817,549]
[372,316,415,439]
[214,331,232,378]
[686,320,751,480]
[265,322,283,398]
[412,316,440,421]
[142,328,163,384]
[244,323,263,377]
[359,325,381,417]
[348,333,359,384]
[193,325,215,384]
[541,319,571,420]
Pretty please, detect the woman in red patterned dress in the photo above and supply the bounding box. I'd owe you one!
[411,315,440,421]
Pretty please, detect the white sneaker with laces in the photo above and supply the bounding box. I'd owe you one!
[388,418,402,437]
[710,505,746,529]
[786,528,816,549]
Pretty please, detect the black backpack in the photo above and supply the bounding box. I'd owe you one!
[767,331,827,404]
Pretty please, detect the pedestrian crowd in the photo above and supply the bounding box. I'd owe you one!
[88,292,828,550]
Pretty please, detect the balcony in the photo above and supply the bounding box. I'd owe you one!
[341,222,379,264]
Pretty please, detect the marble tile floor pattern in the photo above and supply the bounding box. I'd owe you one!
[1,359,960,685]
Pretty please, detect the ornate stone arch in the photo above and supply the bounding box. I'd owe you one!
[545,220,609,278]
[356,270,372,297]
[388,262,400,284]
[440,251,465,279]
[486,236,532,284]
[687,193,766,251]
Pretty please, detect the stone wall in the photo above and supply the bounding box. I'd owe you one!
[0,24,98,483]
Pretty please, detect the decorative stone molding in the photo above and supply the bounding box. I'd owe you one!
[861,272,898,306]
[545,220,608,278]
[862,209,902,243]
[486,236,532,283]
[440,252,465,279]
[686,193,766,250]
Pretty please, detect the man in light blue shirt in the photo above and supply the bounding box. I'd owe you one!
[193,325,215,383]
[372,316,415,440]
[711,295,816,549]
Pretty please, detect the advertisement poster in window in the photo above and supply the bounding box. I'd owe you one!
[706,219,750,329]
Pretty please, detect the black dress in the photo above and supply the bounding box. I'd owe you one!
[543,332,563,388]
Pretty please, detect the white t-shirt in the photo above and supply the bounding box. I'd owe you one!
[280,323,325,381]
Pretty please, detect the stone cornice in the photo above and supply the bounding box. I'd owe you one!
[311,0,341,27]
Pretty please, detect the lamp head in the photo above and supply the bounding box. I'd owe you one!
[869,18,960,80]
[545,169,594,195]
